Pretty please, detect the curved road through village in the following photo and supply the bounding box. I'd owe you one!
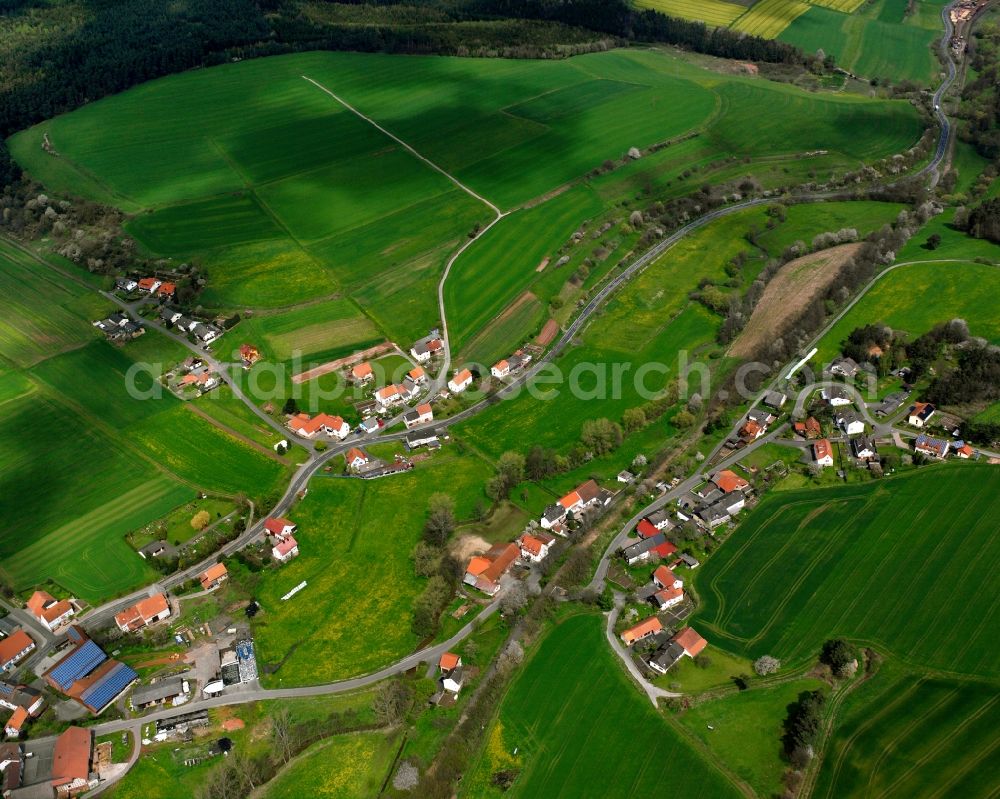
[14,0,969,774]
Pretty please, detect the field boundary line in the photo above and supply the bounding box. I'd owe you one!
[301,75,503,216]
[183,402,291,466]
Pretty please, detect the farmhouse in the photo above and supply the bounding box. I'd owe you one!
[358,417,381,434]
[821,385,852,406]
[673,627,708,658]
[93,314,143,341]
[346,447,370,471]
[874,391,907,418]
[851,435,878,461]
[131,676,189,710]
[410,331,444,363]
[448,369,473,393]
[645,509,673,531]
[239,344,261,367]
[695,500,735,529]
[199,563,228,591]
[738,418,764,443]
[264,517,296,537]
[711,469,749,494]
[287,412,350,439]
[113,593,171,633]
[490,350,532,379]
[954,442,975,459]
[540,479,612,529]
[463,542,519,596]
[813,438,834,467]
[830,356,860,378]
[271,531,299,563]
[375,384,405,408]
[402,403,434,429]
[620,616,662,646]
[0,630,35,672]
[178,371,218,392]
[4,706,27,738]
[156,282,176,299]
[491,359,511,379]
[793,416,822,439]
[648,627,708,674]
[915,434,949,459]
[907,401,936,427]
[517,531,556,563]
[834,409,866,436]
[26,591,75,632]
[0,680,45,719]
[408,366,426,383]
[44,628,137,715]
[351,362,373,383]
[405,429,440,450]
[622,532,668,565]
[160,307,182,325]
[137,277,161,293]
[51,726,93,797]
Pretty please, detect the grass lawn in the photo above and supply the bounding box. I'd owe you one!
[253,448,493,685]
[261,731,398,799]
[127,496,235,550]
[895,208,1000,263]
[461,612,744,798]
[652,645,755,693]
[814,259,1000,364]
[694,463,1000,677]
[678,677,827,798]
[813,662,1000,798]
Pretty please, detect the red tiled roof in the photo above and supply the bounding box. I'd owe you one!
[26,591,72,625]
[51,726,91,786]
[137,277,158,290]
[655,585,683,604]
[653,540,678,559]
[6,706,28,732]
[741,419,762,438]
[465,556,492,577]
[805,417,821,435]
[408,366,425,380]
[439,652,460,671]
[814,439,832,460]
[493,359,509,372]
[636,519,659,539]
[289,413,346,435]
[156,282,176,296]
[652,565,677,587]
[200,563,228,586]
[377,385,401,400]
[351,362,372,379]
[558,490,582,510]
[713,469,748,493]
[518,534,546,556]
[416,403,432,416]
[621,616,662,645]
[452,368,472,384]
[346,447,369,464]
[481,543,519,584]
[273,535,298,557]
[264,517,295,535]
[0,630,34,665]
[672,627,707,657]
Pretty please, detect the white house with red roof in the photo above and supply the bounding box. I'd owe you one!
[408,366,426,383]
[137,277,161,293]
[711,469,749,494]
[26,591,75,633]
[448,369,473,393]
[635,519,660,539]
[0,629,35,672]
[954,442,974,459]
[264,518,297,537]
[813,438,834,467]
[271,533,299,563]
[490,360,510,379]
[114,594,171,633]
[411,333,444,363]
[375,384,405,408]
[517,532,555,563]
[673,627,708,658]
[287,413,350,440]
[907,401,936,428]
[620,616,662,646]
[403,403,434,429]
[464,543,519,596]
[156,282,176,299]
[346,447,370,471]
[351,362,373,383]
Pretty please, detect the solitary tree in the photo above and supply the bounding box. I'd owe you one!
[423,493,456,547]
[754,655,781,676]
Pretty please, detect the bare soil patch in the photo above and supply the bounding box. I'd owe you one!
[536,318,559,346]
[450,533,490,561]
[291,341,395,384]
[729,243,862,359]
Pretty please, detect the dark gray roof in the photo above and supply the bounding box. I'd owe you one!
[132,676,187,706]
[824,384,849,400]
[622,532,665,559]
[650,642,684,671]
[746,408,772,424]
[678,553,700,568]
[851,435,876,456]
[646,509,672,528]
[543,503,566,525]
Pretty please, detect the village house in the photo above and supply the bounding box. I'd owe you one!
[0,740,24,794]
[358,417,381,435]
[0,630,35,673]
[763,390,787,410]
[375,384,405,409]
[402,403,434,429]
[738,418,764,443]
[239,344,261,368]
[199,563,228,592]
[156,282,176,299]
[410,331,444,363]
[540,479,611,529]
[160,307,182,325]
[490,350,532,379]
[793,416,822,439]
[264,517,296,537]
[635,519,661,539]
[821,385,852,407]
[874,391,908,418]
[829,356,860,378]
[439,653,464,695]
[448,369,473,393]
[93,313,143,341]
[190,322,221,344]
[26,591,75,632]
[115,277,138,293]
[710,469,749,494]
[0,680,45,720]
[851,435,878,461]
[51,726,93,797]
[834,409,866,436]
[351,362,373,383]
[649,565,684,610]
[620,616,662,647]
[44,628,137,715]
[4,706,27,738]
[464,543,520,596]
[405,429,440,451]
[645,508,673,531]
[271,531,299,563]
[813,438,834,467]
[907,401,936,428]
[622,532,676,565]
[178,371,218,392]
[114,593,170,633]
[137,277,161,294]
[517,531,556,563]
[915,434,949,459]
[287,412,350,440]
[408,366,426,383]
[346,447,370,471]
[648,627,708,674]
[953,441,974,459]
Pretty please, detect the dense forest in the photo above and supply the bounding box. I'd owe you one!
[958,21,1000,158]
[0,0,817,175]
[965,197,1000,243]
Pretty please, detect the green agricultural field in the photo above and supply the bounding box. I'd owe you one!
[679,677,827,798]
[262,732,398,799]
[732,0,812,38]
[253,449,493,685]
[461,612,743,798]
[695,464,1000,677]
[0,239,101,367]
[634,0,746,26]
[895,208,1000,262]
[754,200,904,256]
[814,260,1000,363]
[814,663,1000,799]
[780,0,945,85]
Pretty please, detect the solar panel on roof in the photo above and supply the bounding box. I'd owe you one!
[48,640,107,691]
[81,662,137,711]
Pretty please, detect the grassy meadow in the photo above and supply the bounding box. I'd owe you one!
[461,612,743,799]
[252,448,493,685]
[695,464,1000,677]
[814,259,1000,363]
